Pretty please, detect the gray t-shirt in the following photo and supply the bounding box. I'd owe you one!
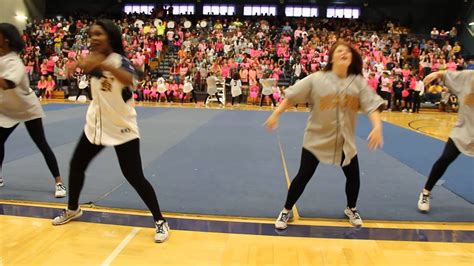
[285,71,385,166]
[206,76,218,95]
[260,78,277,96]
[0,52,44,128]
[443,70,474,157]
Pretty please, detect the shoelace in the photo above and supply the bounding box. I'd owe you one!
[421,194,430,203]
[156,222,167,234]
[59,209,69,218]
[279,212,290,222]
[352,211,361,220]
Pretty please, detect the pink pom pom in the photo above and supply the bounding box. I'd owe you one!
[402,90,409,98]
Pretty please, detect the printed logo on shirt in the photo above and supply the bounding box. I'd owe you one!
[121,128,131,134]
[100,77,114,92]
[464,93,474,105]
[319,94,360,111]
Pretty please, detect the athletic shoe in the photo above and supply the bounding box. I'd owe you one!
[0,176,4,187]
[275,210,293,230]
[52,208,83,225]
[155,220,170,243]
[344,207,363,227]
[55,183,67,198]
[418,192,431,212]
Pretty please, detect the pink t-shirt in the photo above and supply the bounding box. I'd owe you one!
[221,65,230,78]
[37,80,48,89]
[47,59,55,73]
[446,62,457,71]
[367,78,378,91]
[46,80,55,90]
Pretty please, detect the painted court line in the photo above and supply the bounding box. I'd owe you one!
[277,134,300,220]
[92,181,126,204]
[101,227,141,266]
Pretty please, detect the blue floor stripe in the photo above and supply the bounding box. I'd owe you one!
[1,204,472,243]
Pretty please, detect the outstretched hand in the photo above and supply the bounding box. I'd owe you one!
[264,113,280,132]
[367,126,383,150]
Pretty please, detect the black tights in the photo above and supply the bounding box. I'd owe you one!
[424,138,461,192]
[413,91,421,113]
[205,93,223,104]
[181,91,198,104]
[232,95,243,105]
[284,148,360,210]
[260,94,277,107]
[68,133,164,221]
[0,118,60,178]
[76,88,92,101]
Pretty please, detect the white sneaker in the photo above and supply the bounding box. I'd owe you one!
[275,210,293,230]
[55,183,67,198]
[344,207,363,227]
[154,220,170,243]
[52,208,83,225]
[418,192,431,212]
[0,176,4,187]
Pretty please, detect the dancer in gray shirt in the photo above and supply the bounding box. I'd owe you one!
[265,41,385,228]
[417,70,474,212]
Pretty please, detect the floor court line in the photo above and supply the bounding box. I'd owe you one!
[91,181,126,205]
[277,134,301,220]
[101,227,141,266]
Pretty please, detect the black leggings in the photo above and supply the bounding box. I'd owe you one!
[0,118,60,178]
[181,91,198,104]
[381,91,392,109]
[205,93,223,104]
[394,93,402,110]
[232,95,243,105]
[284,148,360,210]
[68,133,164,221]
[260,94,277,107]
[76,88,92,101]
[413,91,421,113]
[424,138,461,191]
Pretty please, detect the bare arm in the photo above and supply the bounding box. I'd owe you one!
[367,110,383,150]
[423,71,445,86]
[264,98,293,131]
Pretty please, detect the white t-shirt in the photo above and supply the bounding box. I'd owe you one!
[157,77,166,93]
[78,75,89,89]
[84,53,139,146]
[230,79,242,97]
[260,78,277,96]
[183,81,193,93]
[0,52,44,128]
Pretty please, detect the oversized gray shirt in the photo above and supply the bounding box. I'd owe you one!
[206,76,218,95]
[0,52,44,128]
[443,70,474,157]
[260,78,277,95]
[285,71,385,166]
